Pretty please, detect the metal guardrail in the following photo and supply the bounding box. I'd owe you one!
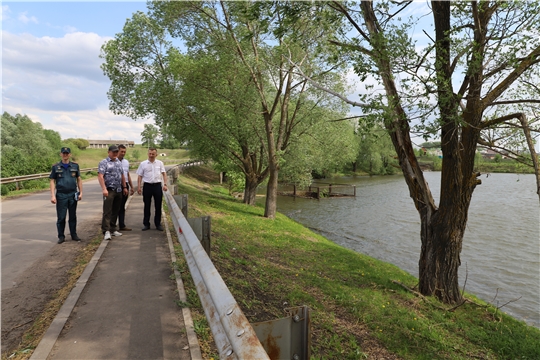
[164,173,269,359]
[0,159,187,186]
[0,168,99,186]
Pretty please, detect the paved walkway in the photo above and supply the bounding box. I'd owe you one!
[30,194,201,360]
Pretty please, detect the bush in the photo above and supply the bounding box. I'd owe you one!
[22,179,49,190]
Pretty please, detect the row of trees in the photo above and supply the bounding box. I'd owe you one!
[141,123,183,149]
[101,1,540,304]
[1,112,89,179]
[1,112,63,178]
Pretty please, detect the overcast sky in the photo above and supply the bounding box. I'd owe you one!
[2,1,151,144]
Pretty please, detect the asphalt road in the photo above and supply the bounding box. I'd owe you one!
[1,175,129,291]
[0,165,177,291]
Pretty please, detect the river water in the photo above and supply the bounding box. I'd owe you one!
[275,172,540,328]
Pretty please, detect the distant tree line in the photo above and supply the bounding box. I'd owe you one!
[1,111,89,182]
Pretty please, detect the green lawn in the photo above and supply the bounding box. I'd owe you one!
[71,145,191,168]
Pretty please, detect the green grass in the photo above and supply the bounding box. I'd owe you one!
[172,165,540,360]
[70,145,191,168]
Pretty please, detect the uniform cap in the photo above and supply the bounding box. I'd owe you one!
[61,147,71,153]
[108,145,119,152]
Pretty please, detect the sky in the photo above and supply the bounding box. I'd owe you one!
[1,1,432,147]
[2,2,537,151]
[2,1,152,144]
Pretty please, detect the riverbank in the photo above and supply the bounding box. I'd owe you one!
[177,165,540,359]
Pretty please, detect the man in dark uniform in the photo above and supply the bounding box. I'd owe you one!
[49,147,83,244]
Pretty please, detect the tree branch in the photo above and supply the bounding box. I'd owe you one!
[481,45,540,108]
[288,60,369,108]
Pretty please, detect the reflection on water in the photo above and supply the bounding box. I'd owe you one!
[275,172,540,328]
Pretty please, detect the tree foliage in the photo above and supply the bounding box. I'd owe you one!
[64,138,90,150]
[1,112,60,178]
[355,123,397,175]
[141,124,160,148]
[101,1,356,212]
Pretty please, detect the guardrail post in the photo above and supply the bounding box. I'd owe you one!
[187,216,211,257]
[173,194,189,218]
[251,306,311,360]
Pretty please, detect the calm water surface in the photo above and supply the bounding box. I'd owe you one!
[276,172,540,328]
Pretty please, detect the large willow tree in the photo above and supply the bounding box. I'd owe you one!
[102,1,355,216]
[308,1,540,304]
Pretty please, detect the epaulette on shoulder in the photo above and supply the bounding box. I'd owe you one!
[71,162,79,165]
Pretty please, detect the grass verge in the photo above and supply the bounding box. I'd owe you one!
[175,165,540,360]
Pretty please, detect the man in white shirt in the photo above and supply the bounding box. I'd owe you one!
[117,144,135,231]
[136,147,168,231]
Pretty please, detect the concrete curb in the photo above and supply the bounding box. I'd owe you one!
[162,209,203,360]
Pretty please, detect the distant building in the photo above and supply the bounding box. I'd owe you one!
[88,140,135,149]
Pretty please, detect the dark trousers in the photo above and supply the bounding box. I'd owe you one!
[118,185,130,228]
[102,189,123,233]
[142,183,163,227]
[56,192,77,239]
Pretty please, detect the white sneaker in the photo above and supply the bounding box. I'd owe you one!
[112,231,123,237]
[104,231,111,240]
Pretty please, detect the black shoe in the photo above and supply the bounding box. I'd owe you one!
[71,235,81,241]
[58,237,65,244]
[156,225,164,231]
[142,226,150,231]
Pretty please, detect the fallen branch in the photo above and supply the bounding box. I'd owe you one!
[391,280,427,301]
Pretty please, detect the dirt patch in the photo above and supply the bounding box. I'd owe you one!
[181,165,221,184]
[1,219,101,356]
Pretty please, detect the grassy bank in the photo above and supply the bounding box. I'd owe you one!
[417,155,536,174]
[174,166,540,359]
[69,145,190,168]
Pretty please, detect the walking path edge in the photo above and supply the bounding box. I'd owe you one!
[29,195,202,360]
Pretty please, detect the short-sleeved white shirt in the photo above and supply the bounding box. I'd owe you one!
[120,158,130,180]
[136,159,166,184]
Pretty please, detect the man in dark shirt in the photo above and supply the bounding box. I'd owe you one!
[49,147,83,244]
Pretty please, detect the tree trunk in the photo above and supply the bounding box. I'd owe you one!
[265,165,279,218]
[264,113,278,219]
[244,175,259,205]
[418,208,465,303]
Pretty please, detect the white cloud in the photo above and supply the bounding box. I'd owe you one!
[3,103,153,144]
[2,31,114,112]
[1,5,11,21]
[3,31,110,82]
[1,30,152,143]
[63,25,78,33]
[17,11,38,24]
